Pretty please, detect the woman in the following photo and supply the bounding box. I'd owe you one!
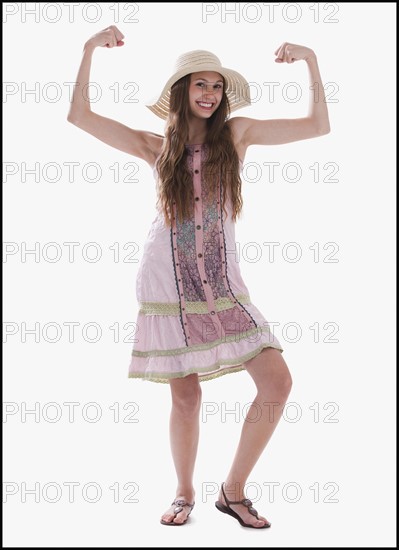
[67,26,330,528]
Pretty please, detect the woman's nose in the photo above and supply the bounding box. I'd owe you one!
[202,86,217,100]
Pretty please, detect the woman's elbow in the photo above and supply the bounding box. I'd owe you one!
[316,123,331,136]
[67,113,78,125]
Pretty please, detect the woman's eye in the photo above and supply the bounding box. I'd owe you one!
[196,83,222,89]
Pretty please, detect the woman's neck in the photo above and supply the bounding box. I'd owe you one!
[187,118,208,145]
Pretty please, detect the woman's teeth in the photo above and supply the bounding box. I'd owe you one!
[197,102,213,109]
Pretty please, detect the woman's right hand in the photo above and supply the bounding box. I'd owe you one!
[84,25,125,50]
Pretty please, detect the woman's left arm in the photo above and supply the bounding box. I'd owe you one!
[231,43,331,147]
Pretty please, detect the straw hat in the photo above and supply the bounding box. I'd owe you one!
[146,50,252,120]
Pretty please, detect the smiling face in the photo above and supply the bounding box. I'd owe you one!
[188,71,224,118]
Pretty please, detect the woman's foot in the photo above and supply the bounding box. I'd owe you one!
[160,493,195,525]
[216,483,270,528]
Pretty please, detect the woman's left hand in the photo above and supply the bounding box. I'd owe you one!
[274,43,316,63]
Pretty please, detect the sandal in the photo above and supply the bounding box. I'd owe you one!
[160,498,195,526]
[215,482,271,529]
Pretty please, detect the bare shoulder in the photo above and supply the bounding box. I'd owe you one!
[226,116,251,139]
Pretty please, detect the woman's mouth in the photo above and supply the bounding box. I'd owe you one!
[196,101,214,111]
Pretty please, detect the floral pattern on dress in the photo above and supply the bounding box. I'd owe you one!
[175,215,207,302]
[171,144,258,346]
[176,145,229,303]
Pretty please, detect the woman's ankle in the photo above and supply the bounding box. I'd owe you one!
[221,480,246,501]
[176,486,195,502]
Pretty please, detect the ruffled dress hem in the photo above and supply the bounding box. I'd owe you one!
[128,341,283,384]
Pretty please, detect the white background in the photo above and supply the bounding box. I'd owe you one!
[3,2,396,547]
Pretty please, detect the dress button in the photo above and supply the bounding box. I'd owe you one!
[198,253,203,258]
[195,197,200,201]
[196,225,201,230]
[210,311,215,315]
[195,149,199,152]
[194,169,199,174]
[203,280,207,284]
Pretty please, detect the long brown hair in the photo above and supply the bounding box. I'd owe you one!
[155,74,244,227]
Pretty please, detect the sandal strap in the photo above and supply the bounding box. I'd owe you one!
[221,483,260,519]
[171,498,195,508]
[171,498,195,515]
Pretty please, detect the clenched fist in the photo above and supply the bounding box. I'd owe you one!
[274,42,315,63]
[85,25,125,50]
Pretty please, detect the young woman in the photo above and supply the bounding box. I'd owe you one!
[67,26,330,529]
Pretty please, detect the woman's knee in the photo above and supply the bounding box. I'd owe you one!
[170,374,202,415]
[270,363,293,402]
[268,354,293,395]
[279,366,293,397]
[247,348,293,399]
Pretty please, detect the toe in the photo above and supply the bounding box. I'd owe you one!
[246,514,266,528]
[172,510,188,524]
[255,518,267,527]
[254,515,270,527]
[161,507,177,523]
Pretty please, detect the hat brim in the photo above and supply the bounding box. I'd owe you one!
[146,64,251,121]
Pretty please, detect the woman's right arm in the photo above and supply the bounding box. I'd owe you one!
[67,26,162,166]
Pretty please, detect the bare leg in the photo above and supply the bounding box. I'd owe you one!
[217,347,293,527]
[161,373,202,524]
